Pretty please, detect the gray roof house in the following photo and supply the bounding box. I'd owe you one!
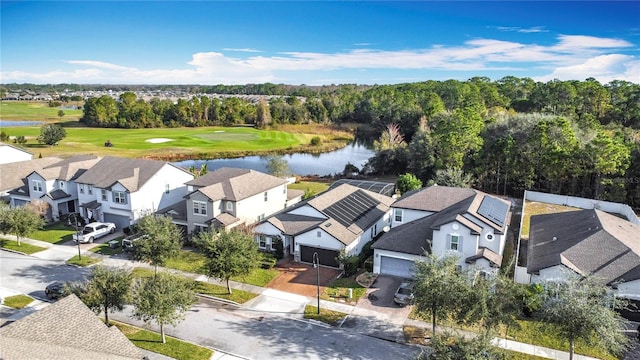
[528,209,640,299]
[372,185,511,278]
[253,183,394,267]
[73,156,194,229]
[8,155,101,221]
[0,157,62,199]
[162,167,298,234]
[0,294,142,360]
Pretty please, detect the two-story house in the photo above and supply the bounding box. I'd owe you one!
[8,155,101,221]
[73,156,194,229]
[253,184,394,267]
[372,185,511,278]
[163,167,298,235]
[1,157,62,201]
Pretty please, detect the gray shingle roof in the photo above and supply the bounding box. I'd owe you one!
[186,167,288,202]
[74,156,186,192]
[0,294,142,359]
[0,157,61,192]
[528,209,640,285]
[371,215,433,255]
[157,201,187,221]
[267,213,325,236]
[393,185,476,212]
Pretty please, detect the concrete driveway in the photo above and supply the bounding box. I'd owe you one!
[339,275,413,342]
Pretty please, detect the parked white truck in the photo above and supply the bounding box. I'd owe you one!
[72,222,116,243]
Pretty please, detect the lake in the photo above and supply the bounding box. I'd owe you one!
[174,142,375,176]
[0,120,43,127]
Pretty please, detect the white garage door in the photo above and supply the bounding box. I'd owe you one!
[103,213,130,230]
[380,256,415,278]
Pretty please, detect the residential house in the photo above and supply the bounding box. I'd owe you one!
[372,186,511,278]
[8,155,101,221]
[0,294,143,360]
[0,142,32,164]
[527,209,640,300]
[253,183,394,267]
[0,157,62,201]
[162,167,298,235]
[73,156,194,229]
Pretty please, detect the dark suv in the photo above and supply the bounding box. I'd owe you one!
[45,281,67,300]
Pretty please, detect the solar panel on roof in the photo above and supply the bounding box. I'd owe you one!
[477,196,509,227]
[328,179,396,196]
[324,190,379,227]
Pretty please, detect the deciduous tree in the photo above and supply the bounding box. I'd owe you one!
[0,206,44,246]
[396,173,422,194]
[70,266,132,325]
[37,123,66,146]
[133,214,182,274]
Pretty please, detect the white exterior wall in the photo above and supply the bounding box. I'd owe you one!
[391,208,432,228]
[431,221,480,270]
[345,211,392,256]
[130,164,193,215]
[372,249,425,274]
[76,183,98,213]
[294,228,343,252]
[478,228,505,256]
[0,146,32,164]
[617,279,640,300]
[105,183,134,222]
[235,184,287,225]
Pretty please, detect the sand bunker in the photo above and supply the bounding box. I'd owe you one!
[146,138,173,144]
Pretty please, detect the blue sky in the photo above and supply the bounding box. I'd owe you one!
[1,1,638,85]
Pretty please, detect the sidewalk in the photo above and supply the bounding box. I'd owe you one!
[2,235,601,360]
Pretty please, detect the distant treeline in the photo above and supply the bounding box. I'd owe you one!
[3,78,640,208]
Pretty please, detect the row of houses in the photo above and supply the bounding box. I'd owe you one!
[2,143,640,300]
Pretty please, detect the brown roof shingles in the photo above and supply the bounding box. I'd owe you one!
[187,167,288,202]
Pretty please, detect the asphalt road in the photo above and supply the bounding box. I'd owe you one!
[0,251,422,360]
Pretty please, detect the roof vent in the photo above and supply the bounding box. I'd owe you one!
[324,223,332,228]
[552,236,558,241]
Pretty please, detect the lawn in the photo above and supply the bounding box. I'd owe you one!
[303,305,347,326]
[0,101,83,121]
[29,222,75,244]
[112,321,213,360]
[0,238,47,254]
[4,124,350,161]
[288,180,331,197]
[2,294,34,309]
[66,254,101,267]
[321,276,367,305]
[520,201,579,240]
[90,238,124,256]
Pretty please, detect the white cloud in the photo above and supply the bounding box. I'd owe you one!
[1,34,637,84]
[221,48,262,53]
[495,26,548,33]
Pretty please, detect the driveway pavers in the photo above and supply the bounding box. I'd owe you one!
[266,260,341,298]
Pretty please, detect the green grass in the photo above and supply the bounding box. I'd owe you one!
[66,254,101,267]
[5,124,347,161]
[321,276,367,305]
[231,267,280,287]
[3,294,34,309]
[0,101,83,121]
[112,321,213,360]
[131,267,258,304]
[288,180,331,196]
[29,222,75,244]
[0,238,47,254]
[303,305,347,326]
[90,238,124,256]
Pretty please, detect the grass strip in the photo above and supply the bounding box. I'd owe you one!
[111,320,213,360]
[66,254,101,267]
[0,238,47,254]
[29,222,75,244]
[303,305,347,326]
[321,276,367,305]
[3,294,34,309]
[90,238,124,256]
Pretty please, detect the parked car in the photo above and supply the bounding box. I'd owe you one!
[45,281,67,300]
[393,279,414,306]
[72,222,116,243]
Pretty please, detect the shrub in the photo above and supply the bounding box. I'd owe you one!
[364,257,374,272]
[310,136,321,146]
[272,236,284,259]
[261,252,278,269]
[339,254,359,277]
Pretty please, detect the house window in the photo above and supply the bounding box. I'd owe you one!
[317,231,321,238]
[193,201,207,216]
[394,209,403,222]
[259,235,267,249]
[226,201,233,211]
[257,214,265,222]
[79,184,84,194]
[194,224,207,233]
[32,180,42,192]
[449,235,460,251]
[165,184,170,194]
[88,185,93,195]
[264,192,268,202]
[371,224,377,238]
[101,189,107,201]
[113,191,127,205]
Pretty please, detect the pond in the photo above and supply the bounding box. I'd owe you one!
[174,142,375,176]
[0,120,43,127]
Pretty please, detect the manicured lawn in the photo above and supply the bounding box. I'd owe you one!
[303,305,347,326]
[0,238,47,254]
[112,321,213,360]
[131,268,258,304]
[29,222,75,244]
[66,254,101,267]
[520,201,578,240]
[0,101,83,120]
[3,294,34,309]
[231,267,280,287]
[90,238,124,256]
[321,276,367,305]
[6,124,349,160]
[288,180,331,196]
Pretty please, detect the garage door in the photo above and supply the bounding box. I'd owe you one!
[300,245,340,268]
[380,256,415,278]
[103,213,130,230]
